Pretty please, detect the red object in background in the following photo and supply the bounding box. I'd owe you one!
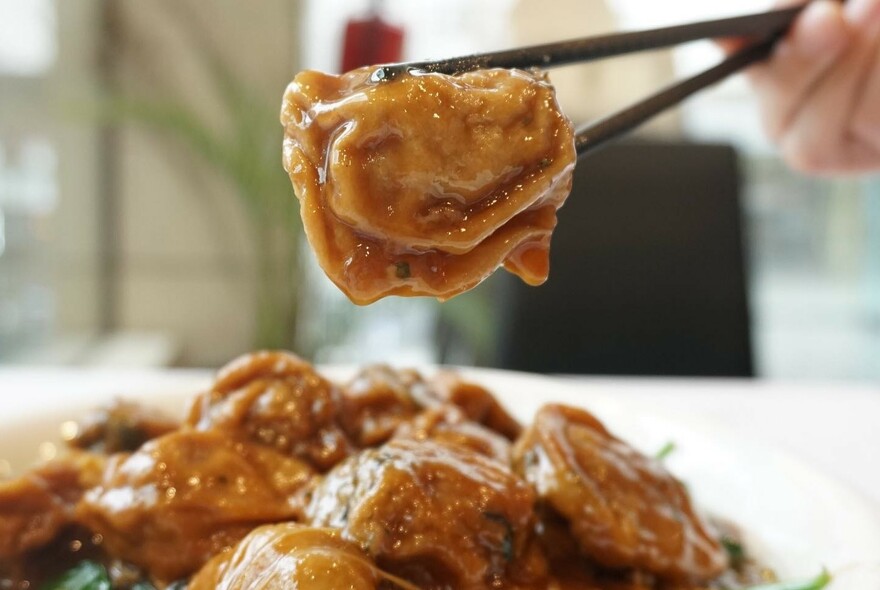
[340,13,405,72]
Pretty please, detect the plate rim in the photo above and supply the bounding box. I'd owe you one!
[2,365,879,587]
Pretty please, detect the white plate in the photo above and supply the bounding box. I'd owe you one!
[2,366,879,588]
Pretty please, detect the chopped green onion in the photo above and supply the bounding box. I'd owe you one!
[482,512,514,561]
[746,569,832,590]
[40,561,111,590]
[131,583,157,590]
[655,441,676,461]
[394,261,411,279]
[721,535,746,568]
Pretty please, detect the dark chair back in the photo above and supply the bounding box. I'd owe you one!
[497,140,753,377]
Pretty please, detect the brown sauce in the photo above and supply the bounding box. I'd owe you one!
[1,351,773,589]
[281,68,577,304]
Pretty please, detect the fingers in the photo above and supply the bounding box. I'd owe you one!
[715,0,807,55]
[844,0,880,28]
[748,0,851,142]
[849,0,880,152]
[851,39,880,153]
[714,1,880,174]
[778,0,880,172]
[715,38,744,55]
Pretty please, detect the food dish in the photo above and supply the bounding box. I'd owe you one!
[2,354,879,589]
[282,68,576,304]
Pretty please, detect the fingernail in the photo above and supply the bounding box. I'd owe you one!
[845,0,880,28]
[799,1,851,55]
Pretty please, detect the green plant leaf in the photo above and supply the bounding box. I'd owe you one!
[655,440,676,461]
[40,561,111,590]
[746,569,832,590]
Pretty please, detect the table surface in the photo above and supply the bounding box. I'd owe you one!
[1,367,878,508]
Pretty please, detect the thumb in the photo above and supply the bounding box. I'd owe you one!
[714,0,825,55]
[715,37,749,55]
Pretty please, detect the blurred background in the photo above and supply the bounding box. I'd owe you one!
[0,0,877,380]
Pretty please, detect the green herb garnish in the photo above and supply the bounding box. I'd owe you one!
[483,512,514,561]
[113,423,148,452]
[655,441,676,461]
[721,535,746,569]
[745,569,831,590]
[394,261,411,279]
[40,561,111,590]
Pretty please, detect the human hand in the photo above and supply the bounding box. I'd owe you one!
[724,0,880,175]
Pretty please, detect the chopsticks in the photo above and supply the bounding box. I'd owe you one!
[371,5,804,81]
[371,4,809,158]
[574,36,778,156]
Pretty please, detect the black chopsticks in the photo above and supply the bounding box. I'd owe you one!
[371,4,809,158]
[574,36,779,156]
[371,5,803,81]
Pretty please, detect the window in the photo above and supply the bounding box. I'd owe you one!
[0,0,64,361]
[0,0,56,76]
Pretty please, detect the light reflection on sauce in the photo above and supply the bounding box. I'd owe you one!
[2,352,771,589]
